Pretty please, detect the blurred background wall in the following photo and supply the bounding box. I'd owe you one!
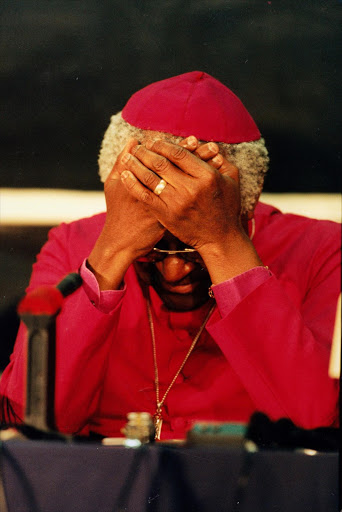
[1,0,341,369]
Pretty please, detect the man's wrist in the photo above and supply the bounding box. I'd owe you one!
[87,236,134,291]
[199,230,263,285]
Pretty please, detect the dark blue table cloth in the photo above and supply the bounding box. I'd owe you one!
[0,440,339,512]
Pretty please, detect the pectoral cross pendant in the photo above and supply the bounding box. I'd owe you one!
[153,407,163,440]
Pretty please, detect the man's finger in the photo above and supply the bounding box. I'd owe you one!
[178,138,220,162]
[205,153,239,182]
[218,160,240,183]
[130,145,185,188]
[179,136,198,151]
[107,138,139,181]
[121,152,173,194]
[206,154,223,170]
[195,142,220,161]
[145,139,212,178]
[120,169,167,209]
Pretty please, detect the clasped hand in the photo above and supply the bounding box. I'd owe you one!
[88,136,260,290]
[119,137,242,254]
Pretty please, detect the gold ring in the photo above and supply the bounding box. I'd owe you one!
[153,179,167,196]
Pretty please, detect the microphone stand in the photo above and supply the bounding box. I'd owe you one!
[11,273,82,441]
[20,310,64,439]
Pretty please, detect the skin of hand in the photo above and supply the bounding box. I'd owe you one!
[87,136,221,291]
[87,138,165,290]
[179,136,223,169]
[133,136,227,310]
[120,139,263,284]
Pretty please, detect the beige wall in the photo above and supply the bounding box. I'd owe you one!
[1,189,341,225]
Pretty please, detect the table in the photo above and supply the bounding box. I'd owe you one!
[0,439,338,512]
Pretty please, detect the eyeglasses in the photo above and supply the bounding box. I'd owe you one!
[136,247,204,264]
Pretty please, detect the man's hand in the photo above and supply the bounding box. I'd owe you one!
[87,138,165,290]
[103,138,165,256]
[179,136,227,172]
[119,139,241,251]
[119,138,263,283]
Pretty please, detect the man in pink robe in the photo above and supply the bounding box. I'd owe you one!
[0,71,340,440]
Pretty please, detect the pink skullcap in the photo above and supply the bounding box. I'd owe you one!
[122,71,260,143]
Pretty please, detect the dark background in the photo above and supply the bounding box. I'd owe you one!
[1,0,341,192]
[1,0,341,368]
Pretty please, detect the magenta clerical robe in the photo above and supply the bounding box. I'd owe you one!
[0,202,340,439]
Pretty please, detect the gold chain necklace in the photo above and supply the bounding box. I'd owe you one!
[146,297,216,440]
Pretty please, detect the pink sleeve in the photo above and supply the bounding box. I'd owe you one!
[211,266,272,317]
[80,259,125,314]
[207,237,340,429]
[0,225,125,435]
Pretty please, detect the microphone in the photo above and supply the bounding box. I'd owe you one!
[17,273,82,433]
[18,272,82,317]
[56,272,83,298]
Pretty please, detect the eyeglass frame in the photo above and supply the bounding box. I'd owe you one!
[136,247,204,264]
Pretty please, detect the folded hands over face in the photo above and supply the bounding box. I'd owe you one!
[118,136,242,255]
[88,136,262,291]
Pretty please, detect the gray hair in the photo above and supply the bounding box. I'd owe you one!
[98,112,269,214]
